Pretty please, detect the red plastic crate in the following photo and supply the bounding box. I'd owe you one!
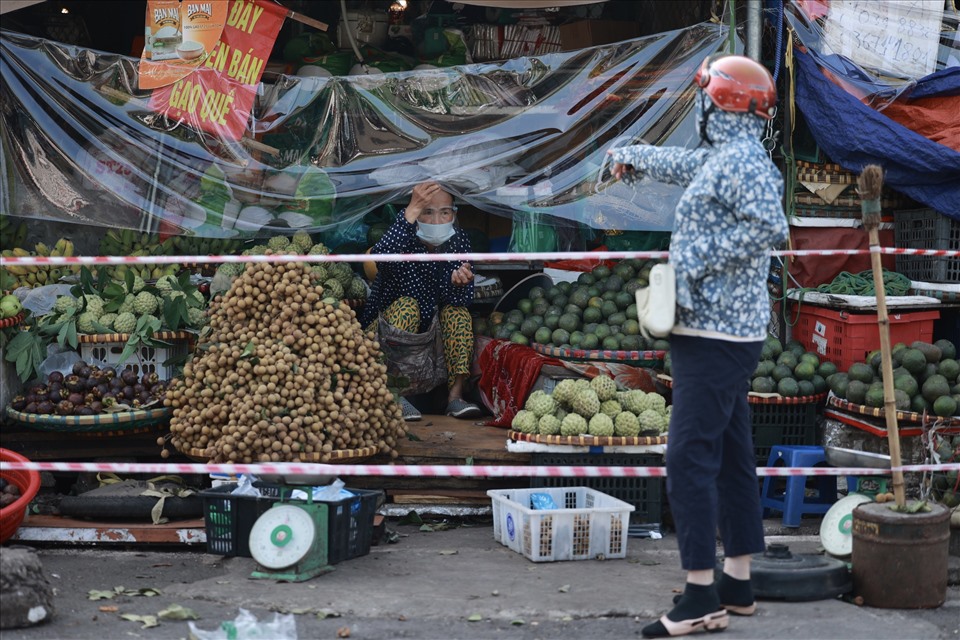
[794,306,939,372]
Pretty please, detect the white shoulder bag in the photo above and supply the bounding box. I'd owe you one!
[634,263,676,340]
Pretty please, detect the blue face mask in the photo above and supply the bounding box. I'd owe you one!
[416,221,455,246]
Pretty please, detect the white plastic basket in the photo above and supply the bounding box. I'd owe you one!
[487,487,634,562]
[78,332,193,381]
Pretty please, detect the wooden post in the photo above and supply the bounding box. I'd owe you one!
[858,165,906,508]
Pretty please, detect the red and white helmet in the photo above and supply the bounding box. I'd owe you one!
[694,54,776,120]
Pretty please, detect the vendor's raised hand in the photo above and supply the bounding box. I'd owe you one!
[607,151,643,186]
[452,262,474,286]
[405,181,445,223]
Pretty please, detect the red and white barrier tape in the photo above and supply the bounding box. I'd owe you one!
[2,247,958,267]
[1,460,957,478]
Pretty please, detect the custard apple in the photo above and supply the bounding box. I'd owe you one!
[323,279,344,299]
[118,294,136,315]
[190,290,204,305]
[622,389,647,414]
[308,242,330,255]
[573,379,590,392]
[133,291,159,315]
[588,413,615,437]
[155,274,178,295]
[187,307,207,327]
[53,295,76,314]
[590,374,617,401]
[538,414,561,436]
[554,408,569,422]
[551,379,578,408]
[311,265,329,282]
[164,290,187,302]
[600,400,622,418]
[512,409,538,434]
[347,277,368,300]
[217,262,244,278]
[560,412,588,437]
[291,230,313,253]
[639,409,664,432]
[614,411,641,437]
[98,313,118,332]
[81,295,104,318]
[267,235,291,252]
[571,388,600,419]
[131,276,145,293]
[113,312,137,334]
[77,311,98,334]
[642,393,667,414]
[525,390,556,418]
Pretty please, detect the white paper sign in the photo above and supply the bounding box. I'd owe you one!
[823,0,944,78]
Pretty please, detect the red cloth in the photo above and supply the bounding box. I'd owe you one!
[557,361,659,392]
[789,225,895,288]
[478,339,561,428]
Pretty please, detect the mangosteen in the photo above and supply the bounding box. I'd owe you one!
[133,383,145,396]
[138,390,152,404]
[24,402,38,414]
[120,369,139,386]
[122,386,136,400]
[84,376,99,390]
[142,372,160,388]
[29,384,48,397]
[102,366,116,380]
[56,386,70,400]
[89,401,103,414]
[83,393,95,405]
[30,388,49,403]
[38,399,56,414]
[64,375,84,392]
[72,360,88,376]
[68,392,84,406]
[109,377,123,391]
[77,365,92,379]
[76,406,95,416]
[25,394,38,405]
[131,398,142,409]
[94,384,108,399]
[10,395,26,411]
[89,369,105,384]
[48,381,62,397]
[56,400,74,415]
[101,394,116,408]
[47,371,64,384]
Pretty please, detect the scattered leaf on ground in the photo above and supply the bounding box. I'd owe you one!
[398,511,424,525]
[420,524,435,532]
[491,590,500,597]
[558,585,570,593]
[511,619,525,626]
[88,590,116,601]
[98,606,118,613]
[438,550,458,555]
[398,615,407,621]
[287,607,314,615]
[157,604,199,621]
[316,609,341,620]
[138,588,161,597]
[467,614,483,622]
[150,563,172,568]
[120,613,159,628]
[562,616,573,622]
[336,627,351,638]
[215,580,231,585]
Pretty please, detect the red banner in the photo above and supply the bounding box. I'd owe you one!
[147,0,287,141]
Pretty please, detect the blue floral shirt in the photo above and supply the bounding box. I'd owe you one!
[358,211,474,333]
[610,99,789,341]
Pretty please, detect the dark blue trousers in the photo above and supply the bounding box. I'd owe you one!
[666,333,766,570]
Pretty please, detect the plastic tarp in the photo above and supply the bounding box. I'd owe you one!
[0,23,728,239]
[785,0,960,219]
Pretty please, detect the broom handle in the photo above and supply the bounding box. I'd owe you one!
[866,226,906,507]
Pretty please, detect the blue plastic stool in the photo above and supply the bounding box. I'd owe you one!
[760,445,837,528]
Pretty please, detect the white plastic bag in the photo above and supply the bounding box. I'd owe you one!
[188,608,297,640]
[229,474,262,497]
[634,263,676,340]
[20,284,74,317]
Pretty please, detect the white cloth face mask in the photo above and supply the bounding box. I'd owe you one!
[416,221,456,246]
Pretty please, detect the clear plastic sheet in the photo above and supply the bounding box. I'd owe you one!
[785,0,960,109]
[0,23,728,237]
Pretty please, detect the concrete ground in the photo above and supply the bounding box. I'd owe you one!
[2,517,958,640]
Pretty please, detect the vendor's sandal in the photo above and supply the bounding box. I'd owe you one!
[446,398,482,419]
[399,397,421,422]
[673,594,756,617]
[642,610,728,638]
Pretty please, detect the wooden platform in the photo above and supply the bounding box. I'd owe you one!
[11,515,207,546]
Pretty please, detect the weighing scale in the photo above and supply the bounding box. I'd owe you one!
[819,493,872,557]
[249,501,334,582]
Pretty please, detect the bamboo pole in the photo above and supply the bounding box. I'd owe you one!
[858,165,906,508]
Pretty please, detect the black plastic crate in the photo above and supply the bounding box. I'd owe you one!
[529,453,663,525]
[200,484,381,563]
[894,208,960,284]
[750,402,818,466]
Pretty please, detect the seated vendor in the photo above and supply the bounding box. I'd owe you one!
[359,181,481,421]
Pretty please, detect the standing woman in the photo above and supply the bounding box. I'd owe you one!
[359,181,482,421]
[609,55,789,637]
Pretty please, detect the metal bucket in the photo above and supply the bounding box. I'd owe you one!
[851,501,950,608]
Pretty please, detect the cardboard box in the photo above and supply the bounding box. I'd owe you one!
[559,20,640,51]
